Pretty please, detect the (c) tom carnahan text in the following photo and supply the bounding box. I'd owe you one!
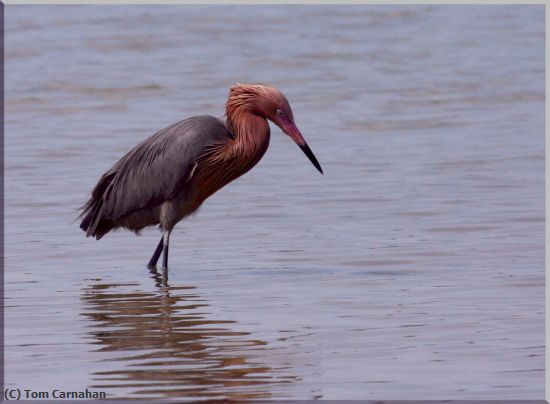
[4,388,107,400]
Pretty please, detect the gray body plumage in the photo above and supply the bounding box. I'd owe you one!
[80,115,233,239]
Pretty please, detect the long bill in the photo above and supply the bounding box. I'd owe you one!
[284,123,323,174]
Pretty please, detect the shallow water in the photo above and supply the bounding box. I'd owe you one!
[5,5,545,400]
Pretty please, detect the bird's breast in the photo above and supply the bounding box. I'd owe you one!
[186,133,270,213]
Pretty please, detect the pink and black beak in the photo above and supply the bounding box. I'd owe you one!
[282,122,323,174]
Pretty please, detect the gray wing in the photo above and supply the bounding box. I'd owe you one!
[82,115,232,234]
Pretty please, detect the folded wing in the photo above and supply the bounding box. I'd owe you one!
[79,115,232,239]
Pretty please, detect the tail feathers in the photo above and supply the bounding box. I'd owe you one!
[79,207,95,233]
[79,173,116,239]
[79,198,113,240]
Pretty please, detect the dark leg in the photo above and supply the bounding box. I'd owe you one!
[162,265,169,287]
[147,237,164,269]
[162,230,171,270]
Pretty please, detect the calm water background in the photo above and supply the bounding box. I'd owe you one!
[5,5,545,400]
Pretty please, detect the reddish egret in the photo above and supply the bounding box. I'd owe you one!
[80,83,323,272]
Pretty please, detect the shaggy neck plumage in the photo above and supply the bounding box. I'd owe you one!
[225,88,270,156]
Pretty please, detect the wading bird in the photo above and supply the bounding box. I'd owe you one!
[80,83,323,273]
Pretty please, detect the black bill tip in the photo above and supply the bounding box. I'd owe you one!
[300,143,323,175]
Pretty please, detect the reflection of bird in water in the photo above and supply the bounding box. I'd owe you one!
[80,277,295,400]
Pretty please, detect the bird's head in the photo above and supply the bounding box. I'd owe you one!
[227,83,323,174]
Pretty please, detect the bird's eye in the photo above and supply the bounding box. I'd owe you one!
[276,109,284,117]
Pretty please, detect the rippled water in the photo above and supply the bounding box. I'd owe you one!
[5,5,545,400]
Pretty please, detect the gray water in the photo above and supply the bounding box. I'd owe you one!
[5,5,545,401]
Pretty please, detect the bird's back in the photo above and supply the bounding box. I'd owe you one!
[80,115,234,239]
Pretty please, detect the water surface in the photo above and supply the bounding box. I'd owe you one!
[5,5,545,400]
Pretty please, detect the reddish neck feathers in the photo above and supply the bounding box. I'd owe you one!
[189,86,273,210]
[225,86,271,157]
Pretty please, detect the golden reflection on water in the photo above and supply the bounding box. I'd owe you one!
[81,275,295,400]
